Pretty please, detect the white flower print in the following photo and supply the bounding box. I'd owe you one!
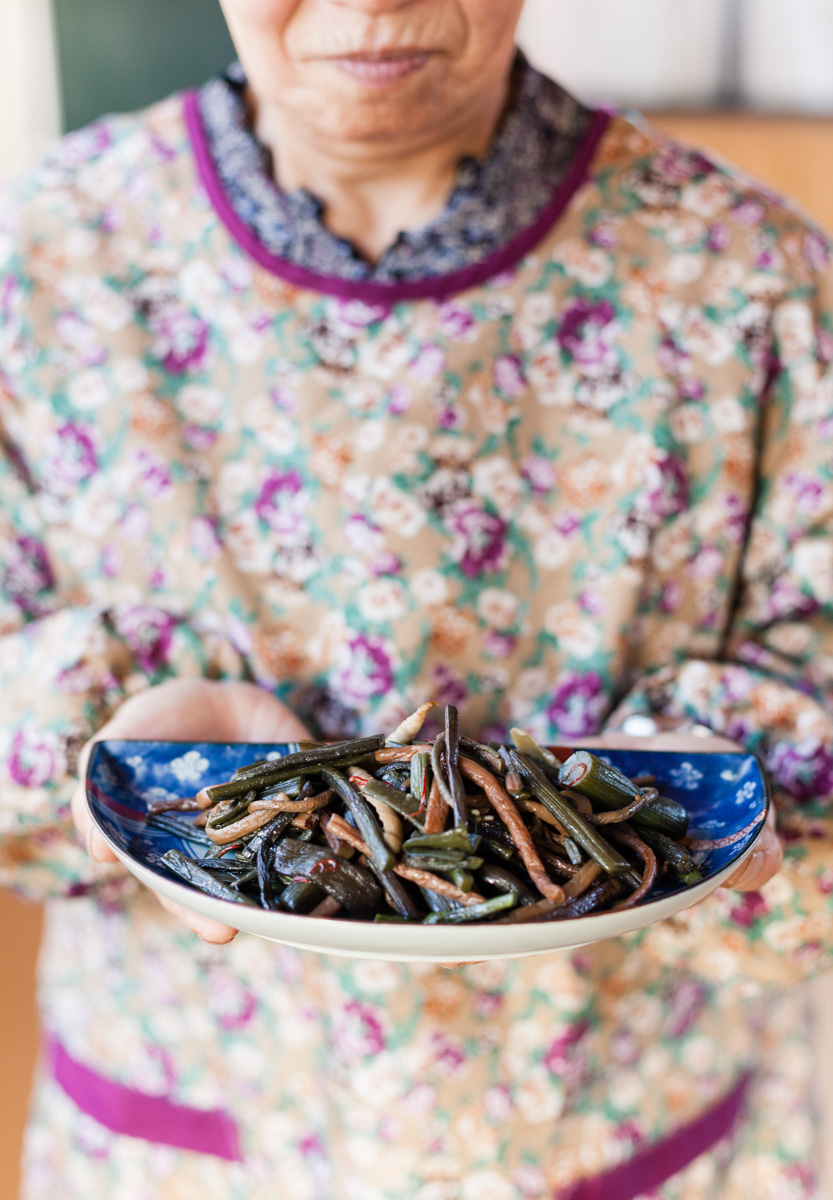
[167,750,210,785]
[669,762,705,791]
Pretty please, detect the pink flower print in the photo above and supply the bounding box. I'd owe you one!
[111,605,176,674]
[785,472,827,519]
[484,631,516,659]
[150,303,209,374]
[134,448,172,500]
[100,544,123,578]
[209,974,257,1032]
[344,514,386,556]
[473,991,503,1020]
[255,470,310,545]
[271,385,299,415]
[440,303,476,341]
[522,454,555,495]
[7,725,65,787]
[484,1084,513,1122]
[729,891,769,928]
[447,502,508,578]
[658,580,684,613]
[333,1001,386,1061]
[119,504,151,541]
[436,406,463,430]
[55,121,111,168]
[410,344,446,382]
[369,551,402,577]
[557,299,617,366]
[333,634,396,704]
[335,299,388,329]
[429,1031,466,1076]
[189,516,222,562]
[2,536,54,616]
[707,223,731,253]
[589,223,619,250]
[430,663,468,708]
[664,979,707,1038]
[733,197,766,227]
[56,662,95,694]
[46,424,97,494]
[688,544,723,581]
[544,1019,591,1086]
[578,589,604,617]
[494,354,526,398]
[183,424,217,451]
[388,383,411,415]
[298,1132,326,1159]
[554,512,581,538]
[546,672,608,739]
[805,230,833,272]
[614,1120,645,1147]
[678,377,705,401]
[766,738,833,804]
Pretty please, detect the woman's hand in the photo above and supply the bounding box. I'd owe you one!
[574,727,782,892]
[70,678,312,944]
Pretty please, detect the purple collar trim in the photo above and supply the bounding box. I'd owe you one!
[49,1036,243,1162]
[555,1072,752,1200]
[183,90,611,305]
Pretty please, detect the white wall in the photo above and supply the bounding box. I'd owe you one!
[741,0,833,112]
[517,0,727,108]
[517,0,833,111]
[0,0,62,182]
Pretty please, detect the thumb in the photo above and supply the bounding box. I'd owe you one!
[220,681,314,744]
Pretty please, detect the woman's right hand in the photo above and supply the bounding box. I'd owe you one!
[70,677,312,944]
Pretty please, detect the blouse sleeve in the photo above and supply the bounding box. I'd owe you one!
[0,452,229,901]
[0,176,240,902]
[608,252,833,989]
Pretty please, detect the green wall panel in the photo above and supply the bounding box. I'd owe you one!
[53,0,235,131]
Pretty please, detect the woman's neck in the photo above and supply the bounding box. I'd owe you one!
[250,86,509,265]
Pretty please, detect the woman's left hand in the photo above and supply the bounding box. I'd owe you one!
[574,728,782,892]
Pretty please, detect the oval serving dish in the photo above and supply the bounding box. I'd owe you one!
[87,739,769,963]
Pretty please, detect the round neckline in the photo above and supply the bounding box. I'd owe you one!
[184,90,611,306]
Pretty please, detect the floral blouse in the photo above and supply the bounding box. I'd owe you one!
[2,75,833,1200]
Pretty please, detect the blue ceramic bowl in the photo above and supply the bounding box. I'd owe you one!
[87,741,769,962]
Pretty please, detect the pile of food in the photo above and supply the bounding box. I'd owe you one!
[152,702,702,925]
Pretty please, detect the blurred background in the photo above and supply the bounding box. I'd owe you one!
[1,0,833,1196]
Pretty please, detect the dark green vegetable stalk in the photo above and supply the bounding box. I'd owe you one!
[558,751,689,839]
[199,736,386,806]
[444,706,468,828]
[271,839,382,918]
[423,893,517,924]
[162,849,258,904]
[637,827,702,884]
[320,767,395,873]
[509,751,633,878]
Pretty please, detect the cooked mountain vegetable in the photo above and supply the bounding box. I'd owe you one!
[157,708,704,924]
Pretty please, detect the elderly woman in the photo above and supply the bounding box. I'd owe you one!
[1,0,830,1196]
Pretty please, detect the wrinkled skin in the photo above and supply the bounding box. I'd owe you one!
[215,0,527,259]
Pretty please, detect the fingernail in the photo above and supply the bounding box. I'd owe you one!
[87,825,105,863]
[737,851,764,887]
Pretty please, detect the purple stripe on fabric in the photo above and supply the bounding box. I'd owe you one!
[183,90,611,305]
[49,1037,243,1162]
[555,1073,753,1200]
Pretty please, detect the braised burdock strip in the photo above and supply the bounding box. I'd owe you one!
[157,705,700,924]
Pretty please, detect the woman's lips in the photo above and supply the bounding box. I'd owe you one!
[327,51,431,86]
